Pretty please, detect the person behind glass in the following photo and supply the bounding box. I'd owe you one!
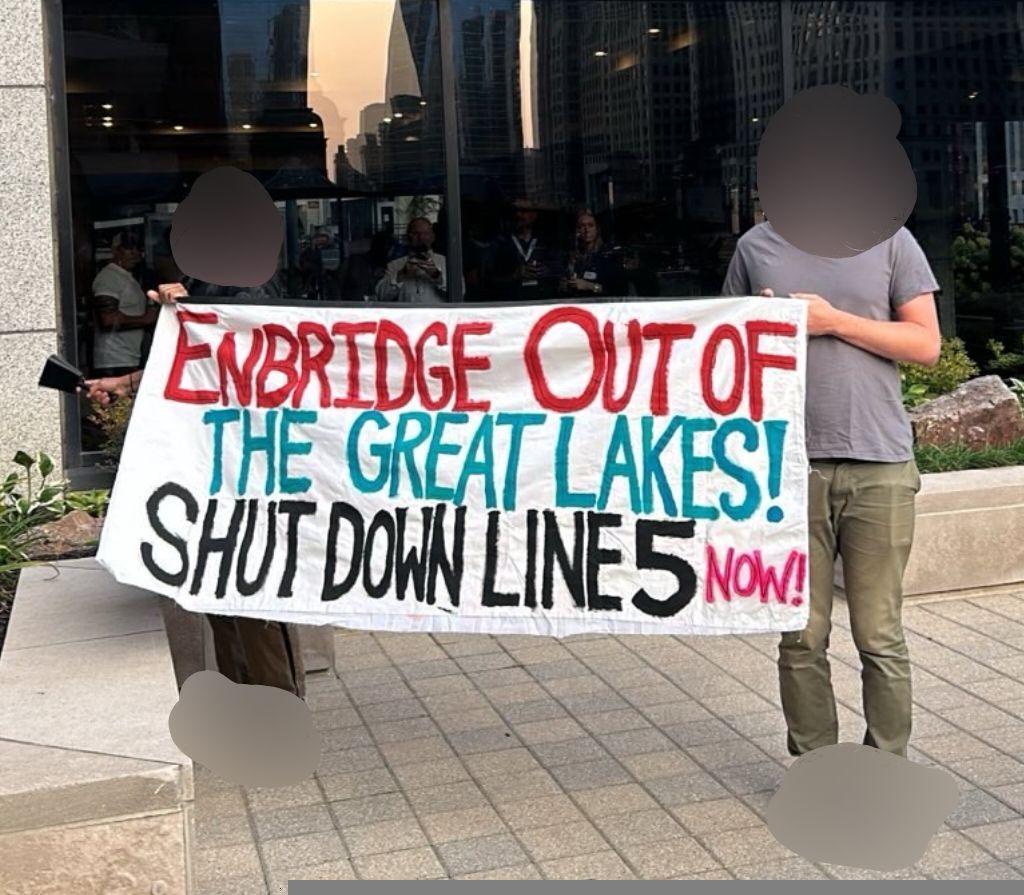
[492,198,558,301]
[560,210,626,298]
[96,283,306,700]
[299,228,342,300]
[375,217,449,303]
[90,231,159,377]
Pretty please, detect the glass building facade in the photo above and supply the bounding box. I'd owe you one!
[55,0,1024,460]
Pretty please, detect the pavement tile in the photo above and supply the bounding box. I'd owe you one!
[936,862,1024,880]
[245,780,325,813]
[670,797,762,835]
[540,850,636,879]
[622,749,701,780]
[193,842,263,886]
[732,858,828,879]
[662,718,738,747]
[317,746,386,777]
[473,667,535,689]
[962,819,1024,860]
[945,787,1022,829]
[457,651,517,673]
[251,804,335,841]
[990,782,1024,813]
[485,683,550,705]
[532,736,610,767]
[317,768,398,802]
[358,698,428,724]
[645,772,730,807]
[195,811,256,850]
[342,817,430,857]
[544,675,616,698]
[267,860,356,891]
[527,659,591,681]
[559,691,632,715]
[441,637,501,658]
[687,739,772,770]
[346,682,416,706]
[701,824,796,866]
[421,805,509,844]
[496,794,586,830]
[954,755,1024,788]
[306,691,356,713]
[518,820,610,861]
[915,733,1000,763]
[368,717,441,743]
[598,727,675,757]
[514,717,588,744]
[433,706,505,732]
[699,692,776,717]
[204,875,269,895]
[577,709,650,735]
[977,725,1024,756]
[716,761,787,795]
[352,846,447,879]
[455,863,544,879]
[498,699,569,725]
[548,757,633,791]
[320,726,375,752]
[478,769,564,802]
[619,682,689,707]
[405,780,491,815]
[379,735,456,767]
[934,703,1024,731]
[465,747,541,778]
[616,836,721,878]
[329,792,413,828]
[725,711,791,739]
[401,659,462,680]
[260,831,348,873]
[311,707,362,730]
[448,726,518,754]
[392,758,471,791]
[436,833,530,875]
[917,830,996,873]
[592,807,688,848]
[574,783,659,818]
[409,675,478,698]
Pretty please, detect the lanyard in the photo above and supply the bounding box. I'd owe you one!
[512,236,536,264]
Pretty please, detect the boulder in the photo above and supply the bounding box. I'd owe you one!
[910,375,1024,449]
[25,510,103,561]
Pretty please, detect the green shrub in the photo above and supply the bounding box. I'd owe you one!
[65,489,109,518]
[915,439,1024,473]
[986,337,1024,375]
[900,338,978,408]
[0,452,68,574]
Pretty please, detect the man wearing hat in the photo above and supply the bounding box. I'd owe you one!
[90,231,159,377]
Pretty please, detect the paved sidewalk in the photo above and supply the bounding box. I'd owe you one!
[193,592,1024,891]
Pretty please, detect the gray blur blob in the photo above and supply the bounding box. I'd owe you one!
[168,670,320,788]
[766,743,959,871]
[170,166,283,287]
[757,85,917,258]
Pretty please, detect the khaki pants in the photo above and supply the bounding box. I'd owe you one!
[207,615,306,699]
[779,459,921,757]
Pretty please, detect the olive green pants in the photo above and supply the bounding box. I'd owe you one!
[779,459,921,757]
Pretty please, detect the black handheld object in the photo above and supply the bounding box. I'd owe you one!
[39,355,86,394]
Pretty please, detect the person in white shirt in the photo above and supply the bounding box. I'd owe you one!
[90,232,158,376]
[375,217,450,303]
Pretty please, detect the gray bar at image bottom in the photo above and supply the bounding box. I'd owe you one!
[290,883,1024,894]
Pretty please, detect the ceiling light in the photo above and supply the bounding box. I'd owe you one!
[648,28,661,34]
[308,121,318,128]
[595,50,608,57]
[419,100,427,106]
[241,123,252,129]
[102,121,113,128]
[173,125,184,131]
[383,117,392,123]
[102,115,112,121]
[394,112,404,118]
[751,116,759,122]
[101,103,113,110]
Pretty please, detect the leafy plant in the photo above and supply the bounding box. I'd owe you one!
[900,338,979,408]
[66,489,110,518]
[986,337,1024,375]
[90,397,134,462]
[1009,377,1024,407]
[915,438,1024,473]
[0,452,68,574]
[952,222,1024,303]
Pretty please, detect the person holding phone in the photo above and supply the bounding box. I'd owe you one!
[375,217,450,303]
[560,210,627,298]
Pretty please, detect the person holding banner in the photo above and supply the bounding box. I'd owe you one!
[84,360,306,699]
[722,221,940,758]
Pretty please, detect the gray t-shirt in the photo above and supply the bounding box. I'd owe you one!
[722,222,939,462]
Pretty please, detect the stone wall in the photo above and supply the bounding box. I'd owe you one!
[0,1,64,472]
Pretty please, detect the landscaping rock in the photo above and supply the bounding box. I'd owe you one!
[910,375,1024,449]
[26,510,103,561]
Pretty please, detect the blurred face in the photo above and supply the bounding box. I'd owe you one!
[576,214,598,247]
[515,208,538,229]
[113,243,142,270]
[314,232,329,249]
[408,220,434,251]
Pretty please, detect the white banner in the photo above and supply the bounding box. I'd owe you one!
[98,297,808,637]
